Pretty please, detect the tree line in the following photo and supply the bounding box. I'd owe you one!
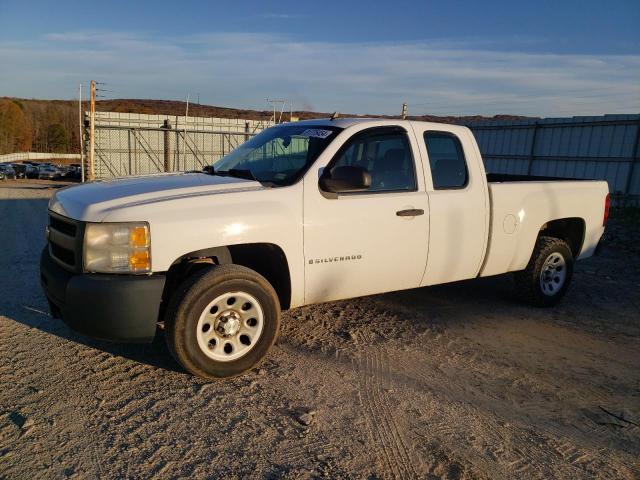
[0,98,79,155]
[0,97,276,155]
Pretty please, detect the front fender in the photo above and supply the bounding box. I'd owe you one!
[102,183,305,306]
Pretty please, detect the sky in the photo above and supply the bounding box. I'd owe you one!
[0,0,639,117]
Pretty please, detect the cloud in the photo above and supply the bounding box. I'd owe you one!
[1,31,638,116]
[260,13,305,20]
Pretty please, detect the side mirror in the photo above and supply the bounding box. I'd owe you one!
[203,165,215,174]
[319,166,371,193]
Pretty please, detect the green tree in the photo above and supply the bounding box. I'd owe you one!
[46,123,71,153]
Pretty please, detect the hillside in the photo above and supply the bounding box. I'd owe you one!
[1,97,532,155]
[83,98,530,124]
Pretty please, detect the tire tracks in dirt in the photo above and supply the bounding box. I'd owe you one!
[351,330,421,479]
[397,337,639,479]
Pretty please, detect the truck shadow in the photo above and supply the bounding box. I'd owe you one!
[4,302,184,374]
[5,273,514,377]
[0,191,540,377]
[0,194,184,374]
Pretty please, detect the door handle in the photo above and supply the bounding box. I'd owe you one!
[396,208,424,217]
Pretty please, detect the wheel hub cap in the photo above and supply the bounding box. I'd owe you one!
[215,311,241,337]
[539,252,567,296]
[196,291,265,362]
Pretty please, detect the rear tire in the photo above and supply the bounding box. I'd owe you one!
[165,264,280,379]
[514,236,574,307]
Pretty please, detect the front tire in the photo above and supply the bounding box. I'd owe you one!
[514,236,574,307]
[165,264,280,379]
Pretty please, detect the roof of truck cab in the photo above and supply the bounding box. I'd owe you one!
[280,117,469,131]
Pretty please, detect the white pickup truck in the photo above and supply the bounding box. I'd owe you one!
[41,118,610,379]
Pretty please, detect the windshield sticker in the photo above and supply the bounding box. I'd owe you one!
[301,128,333,139]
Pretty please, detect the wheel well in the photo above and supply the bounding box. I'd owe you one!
[162,243,292,314]
[227,244,291,310]
[538,218,585,257]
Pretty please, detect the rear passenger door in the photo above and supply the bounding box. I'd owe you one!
[411,126,490,285]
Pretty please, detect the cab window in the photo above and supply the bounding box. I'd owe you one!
[330,127,417,192]
[424,131,468,189]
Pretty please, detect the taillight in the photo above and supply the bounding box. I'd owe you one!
[603,193,611,226]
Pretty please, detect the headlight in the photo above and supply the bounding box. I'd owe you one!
[84,222,151,273]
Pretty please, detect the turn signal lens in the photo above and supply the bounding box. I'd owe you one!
[130,226,149,247]
[129,250,150,271]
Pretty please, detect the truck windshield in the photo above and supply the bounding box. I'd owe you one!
[212,124,342,186]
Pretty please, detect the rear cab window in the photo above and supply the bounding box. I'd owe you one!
[424,132,468,189]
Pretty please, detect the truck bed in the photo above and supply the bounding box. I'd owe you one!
[487,173,584,183]
[479,177,608,278]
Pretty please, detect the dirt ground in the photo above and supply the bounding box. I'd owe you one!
[0,180,638,479]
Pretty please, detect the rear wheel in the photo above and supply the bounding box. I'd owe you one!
[514,236,574,307]
[165,264,280,379]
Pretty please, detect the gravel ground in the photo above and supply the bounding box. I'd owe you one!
[1,180,638,479]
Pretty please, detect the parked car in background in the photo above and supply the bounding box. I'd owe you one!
[69,164,82,180]
[23,163,39,179]
[38,165,61,180]
[61,165,79,179]
[11,164,27,179]
[0,164,17,180]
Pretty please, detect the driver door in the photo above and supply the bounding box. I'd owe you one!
[302,125,429,304]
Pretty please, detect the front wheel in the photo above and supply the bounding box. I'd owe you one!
[165,264,281,379]
[514,236,574,307]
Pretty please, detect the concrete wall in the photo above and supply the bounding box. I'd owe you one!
[0,152,81,163]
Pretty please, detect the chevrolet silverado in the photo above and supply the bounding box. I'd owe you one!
[41,119,610,379]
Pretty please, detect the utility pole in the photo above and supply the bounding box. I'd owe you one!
[88,80,96,181]
[78,83,85,182]
[163,119,172,172]
[184,94,190,171]
[266,98,287,125]
[266,98,276,125]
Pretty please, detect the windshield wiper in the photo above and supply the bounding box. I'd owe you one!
[199,167,275,187]
[187,165,217,175]
[217,168,258,181]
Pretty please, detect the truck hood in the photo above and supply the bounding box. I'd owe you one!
[49,173,264,221]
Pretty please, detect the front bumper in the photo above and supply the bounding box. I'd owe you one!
[40,247,166,343]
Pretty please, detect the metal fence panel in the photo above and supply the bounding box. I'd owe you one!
[88,112,640,202]
[88,112,271,179]
[469,114,640,200]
